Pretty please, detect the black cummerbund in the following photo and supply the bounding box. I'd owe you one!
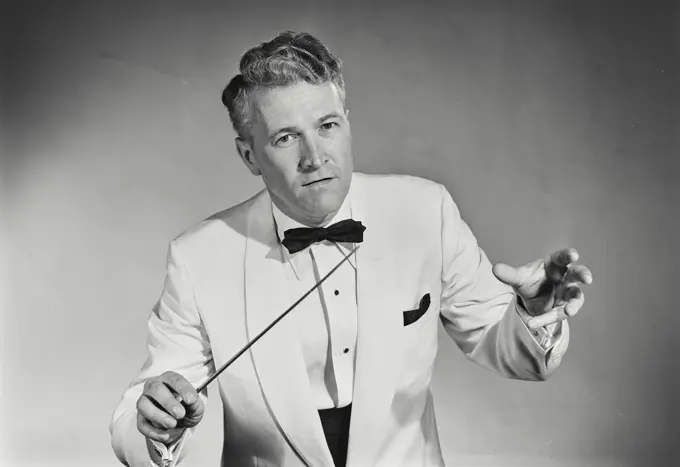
[318,403,352,467]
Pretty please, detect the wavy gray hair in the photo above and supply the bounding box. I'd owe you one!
[221,31,346,141]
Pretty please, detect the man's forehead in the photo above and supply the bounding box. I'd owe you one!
[251,82,343,129]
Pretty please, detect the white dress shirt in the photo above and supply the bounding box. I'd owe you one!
[271,196,358,410]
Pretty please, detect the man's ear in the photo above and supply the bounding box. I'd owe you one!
[235,137,262,176]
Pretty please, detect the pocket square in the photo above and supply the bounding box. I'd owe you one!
[403,293,431,326]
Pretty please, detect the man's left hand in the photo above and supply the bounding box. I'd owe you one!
[492,248,593,329]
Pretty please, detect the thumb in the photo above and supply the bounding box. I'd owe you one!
[492,263,523,288]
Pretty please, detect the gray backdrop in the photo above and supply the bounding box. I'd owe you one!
[1,1,678,466]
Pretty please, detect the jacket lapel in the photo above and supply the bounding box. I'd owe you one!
[244,191,335,467]
[346,176,404,467]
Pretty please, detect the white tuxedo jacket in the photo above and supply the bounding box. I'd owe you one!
[110,173,569,467]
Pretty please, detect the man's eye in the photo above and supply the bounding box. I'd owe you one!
[320,122,337,131]
[276,134,295,145]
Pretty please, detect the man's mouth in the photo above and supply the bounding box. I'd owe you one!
[303,177,333,187]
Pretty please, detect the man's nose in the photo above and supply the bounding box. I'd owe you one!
[300,137,325,169]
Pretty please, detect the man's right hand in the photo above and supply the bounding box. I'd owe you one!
[136,371,205,445]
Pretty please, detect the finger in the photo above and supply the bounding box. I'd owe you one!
[492,263,524,288]
[527,305,567,329]
[137,411,171,443]
[550,248,579,267]
[565,265,593,285]
[546,248,579,281]
[563,285,585,317]
[163,372,200,410]
[136,394,178,430]
[144,378,186,420]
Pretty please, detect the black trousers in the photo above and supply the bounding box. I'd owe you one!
[317,404,352,467]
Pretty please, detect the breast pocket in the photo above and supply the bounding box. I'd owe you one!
[402,293,434,329]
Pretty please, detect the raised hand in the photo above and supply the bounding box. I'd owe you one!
[492,248,593,329]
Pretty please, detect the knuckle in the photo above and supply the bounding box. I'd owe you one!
[136,396,146,411]
[179,375,192,387]
[138,409,153,426]
[148,379,166,395]
[144,377,162,393]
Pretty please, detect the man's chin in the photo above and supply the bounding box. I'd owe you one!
[298,200,343,223]
[309,204,341,219]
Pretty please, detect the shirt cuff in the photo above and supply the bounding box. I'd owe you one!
[149,429,191,467]
[514,295,563,350]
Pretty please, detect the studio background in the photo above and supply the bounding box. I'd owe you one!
[1,1,678,466]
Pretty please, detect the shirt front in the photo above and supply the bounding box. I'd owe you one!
[272,198,359,410]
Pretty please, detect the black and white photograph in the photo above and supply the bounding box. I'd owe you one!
[1,1,677,466]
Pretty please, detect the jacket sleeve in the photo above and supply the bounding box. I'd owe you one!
[437,184,569,381]
[109,239,214,466]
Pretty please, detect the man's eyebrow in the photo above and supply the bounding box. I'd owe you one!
[269,125,298,139]
[269,113,343,139]
[317,112,342,123]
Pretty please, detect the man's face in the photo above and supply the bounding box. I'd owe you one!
[236,81,353,226]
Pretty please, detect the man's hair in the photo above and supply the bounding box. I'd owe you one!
[221,31,346,141]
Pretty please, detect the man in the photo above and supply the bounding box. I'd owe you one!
[110,31,593,467]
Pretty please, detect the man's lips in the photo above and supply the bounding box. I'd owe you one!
[302,177,334,186]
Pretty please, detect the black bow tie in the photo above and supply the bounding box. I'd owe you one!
[282,219,366,254]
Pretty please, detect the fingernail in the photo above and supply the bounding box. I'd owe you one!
[173,407,183,417]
